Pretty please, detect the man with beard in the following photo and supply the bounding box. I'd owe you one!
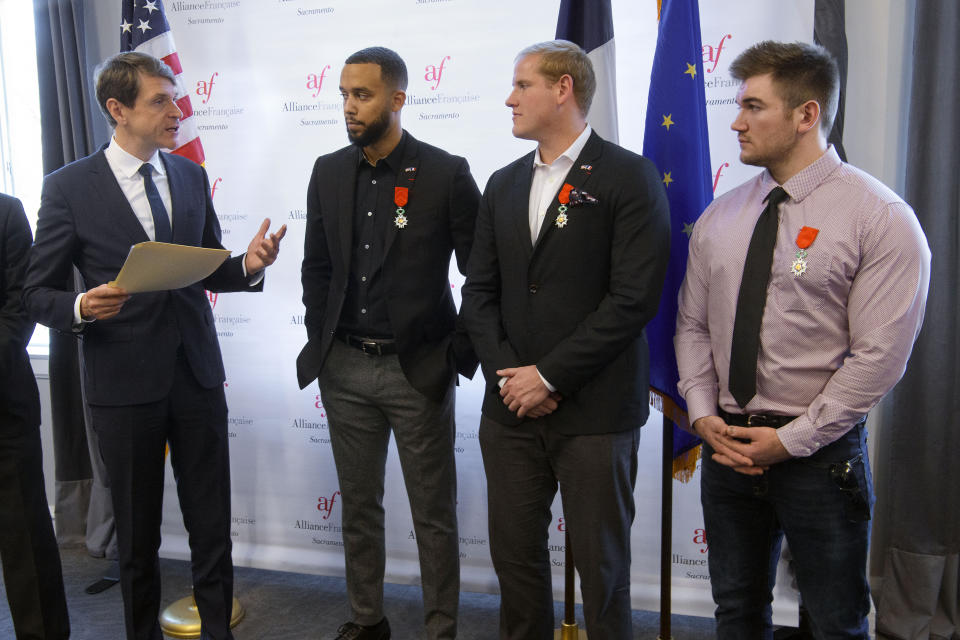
[675,41,929,638]
[296,46,480,640]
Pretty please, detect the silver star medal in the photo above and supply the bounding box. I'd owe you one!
[394,207,408,229]
[791,249,808,277]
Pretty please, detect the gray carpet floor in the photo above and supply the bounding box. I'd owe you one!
[0,546,719,639]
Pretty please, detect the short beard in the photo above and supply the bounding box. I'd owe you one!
[347,107,391,147]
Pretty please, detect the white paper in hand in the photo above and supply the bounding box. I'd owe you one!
[109,241,230,293]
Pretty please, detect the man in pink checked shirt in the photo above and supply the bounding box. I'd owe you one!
[675,41,930,639]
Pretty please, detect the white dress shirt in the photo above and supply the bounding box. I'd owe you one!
[528,125,592,243]
[510,124,592,392]
[104,136,174,240]
[74,138,257,325]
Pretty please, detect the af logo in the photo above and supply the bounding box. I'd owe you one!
[713,161,729,193]
[317,490,340,520]
[702,34,732,74]
[196,72,218,104]
[306,66,331,98]
[424,56,450,91]
[693,527,708,553]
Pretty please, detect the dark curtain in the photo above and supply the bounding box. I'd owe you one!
[873,2,960,638]
[814,0,848,161]
[33,0,97,547]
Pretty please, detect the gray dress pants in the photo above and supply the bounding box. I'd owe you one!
[319,339,459,640]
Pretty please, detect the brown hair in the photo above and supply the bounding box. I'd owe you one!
[95,52,176,127]
[517,40,596,116]
[729,40,839,133]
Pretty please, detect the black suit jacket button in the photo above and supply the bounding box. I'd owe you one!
[528,284,538,294]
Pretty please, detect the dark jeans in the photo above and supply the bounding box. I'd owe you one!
[701,423,873,640]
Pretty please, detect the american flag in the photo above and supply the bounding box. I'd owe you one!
[121,0,205,165]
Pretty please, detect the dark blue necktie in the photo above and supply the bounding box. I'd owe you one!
[729,186,790,408]
[138,163,171,243]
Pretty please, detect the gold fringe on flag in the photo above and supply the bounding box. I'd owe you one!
[649,388,702,483]
[672,444,701,483]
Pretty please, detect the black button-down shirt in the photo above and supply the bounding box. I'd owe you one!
[337,133,409,338]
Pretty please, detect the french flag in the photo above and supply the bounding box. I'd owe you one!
[556,0,619,143]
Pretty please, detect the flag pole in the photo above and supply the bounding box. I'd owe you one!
[659,414,673,640]
[554,530,587,639]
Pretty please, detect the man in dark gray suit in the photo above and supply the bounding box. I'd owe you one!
[461,40,670,639]
[1,192,70,639]
[296,47,479,640]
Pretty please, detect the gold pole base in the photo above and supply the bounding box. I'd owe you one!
[159,595,245,639]
[553,621,588,640]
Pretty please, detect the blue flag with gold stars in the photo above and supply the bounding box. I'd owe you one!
[642,0,712,477]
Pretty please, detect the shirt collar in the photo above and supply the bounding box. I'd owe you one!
[533,124,592,169]
[762,145,842,203]
[356,130,408,172]
[105,136,165,179]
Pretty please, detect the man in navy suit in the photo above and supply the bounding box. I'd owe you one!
[24,52,285,640]
[461,41,670,638]
[1,193,70,639]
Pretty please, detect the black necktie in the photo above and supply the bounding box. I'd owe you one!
[728,186,789,409]
[138,163,171,243]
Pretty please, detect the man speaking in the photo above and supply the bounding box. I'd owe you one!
[24,52,285,640]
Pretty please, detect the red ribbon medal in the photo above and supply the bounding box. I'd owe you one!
[556,183,575,228]
[796,226,819,249]
[791,226,819,277]
[394,187,409,228]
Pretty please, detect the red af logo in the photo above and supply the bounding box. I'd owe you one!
[424,56,450,91]
[196,72,218,104]
[317,490,340,520]
[702,34,732,74]
[314,395,324,411]
[206,291,218,308]
[693,527,708,553]
[713,162,729,193]
[306,66,331,98]
[210,177,222,200]
[556,516,566,533]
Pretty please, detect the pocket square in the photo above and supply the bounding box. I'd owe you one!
[568,188,598,206]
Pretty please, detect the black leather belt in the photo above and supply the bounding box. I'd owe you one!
[719,409,797,428]
[336,331,398,356]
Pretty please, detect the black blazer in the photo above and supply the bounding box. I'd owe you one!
[23,149,260,407]
[461,132,670,434]
[297,131,481,401]
[0,194,41,431]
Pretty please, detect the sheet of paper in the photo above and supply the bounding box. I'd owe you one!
[109,241,231,293]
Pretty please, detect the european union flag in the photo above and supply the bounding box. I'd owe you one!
[642,0,712,478]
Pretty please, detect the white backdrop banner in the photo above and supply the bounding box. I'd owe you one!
[152,0,815,622]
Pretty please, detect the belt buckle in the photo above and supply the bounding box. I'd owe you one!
[746,414,760,426]
[360,340,381,356]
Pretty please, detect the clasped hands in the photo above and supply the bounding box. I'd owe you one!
[692,415,792,476]
[80,218,286,321]
[497,365,562,419]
